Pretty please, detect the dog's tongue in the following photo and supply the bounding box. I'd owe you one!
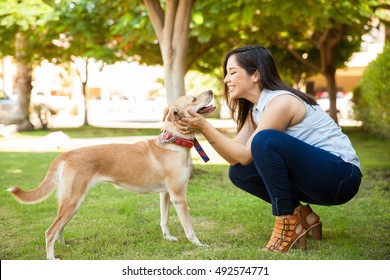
[198,105,216,114]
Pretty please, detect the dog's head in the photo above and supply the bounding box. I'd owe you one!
[162,90,216,123]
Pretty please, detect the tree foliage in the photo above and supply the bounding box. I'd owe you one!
[0,0,388,128]
[111,0,385,123]
[0,0,57,130]
[0,0,56,63]
[45,0,128,125]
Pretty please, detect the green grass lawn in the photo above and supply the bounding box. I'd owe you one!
[0,127,389,260]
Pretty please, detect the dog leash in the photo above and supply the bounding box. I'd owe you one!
[193,137,210,162]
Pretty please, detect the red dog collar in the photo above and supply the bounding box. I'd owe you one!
[159,130,194,149]
[159,130,210,162]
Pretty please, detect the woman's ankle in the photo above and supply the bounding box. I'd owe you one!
[306,212,320,225]
[275,214,292,220]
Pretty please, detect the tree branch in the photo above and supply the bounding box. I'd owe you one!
[173,0,195,41]
[318,28,330,46]
[163,0,178,52]
[328,25,345,50]
[143,0,165,43]
[173,0,195,62]
[276,37,321,73]
[372,3,390,11]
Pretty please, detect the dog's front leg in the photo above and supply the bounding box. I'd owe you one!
[160,192,178,242]
[169,192,208,247]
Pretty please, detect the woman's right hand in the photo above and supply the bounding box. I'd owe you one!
[175,109,206,135]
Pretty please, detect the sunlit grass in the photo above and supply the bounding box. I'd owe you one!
[1,127,389,260]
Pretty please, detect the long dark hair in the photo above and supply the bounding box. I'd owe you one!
[223,45,317,132]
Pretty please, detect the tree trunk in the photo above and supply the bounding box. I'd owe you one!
[82,81,88,126]
[317,27,345,124]
[285,26,342,124]
[163,51,187,105]
[324,68,338,123]
[14,32,34,131]
[72,57,89,126]
[144,0,195,105]
[83,58,89,125]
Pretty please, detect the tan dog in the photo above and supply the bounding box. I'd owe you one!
[8,90,216,260]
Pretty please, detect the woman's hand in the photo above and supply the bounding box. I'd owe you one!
[176,108,251,165]
[175,109,206,134]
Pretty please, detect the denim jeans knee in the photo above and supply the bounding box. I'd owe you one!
[228,163,271,203]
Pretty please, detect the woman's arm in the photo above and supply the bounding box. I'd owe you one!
[192,115,253,165]
[177,95,305,165]
[176,110,256,165]
[235,115,257,144]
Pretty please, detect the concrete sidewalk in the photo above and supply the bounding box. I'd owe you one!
[0,117,360,164]
[0,134,228,165]
[0,120,234,165]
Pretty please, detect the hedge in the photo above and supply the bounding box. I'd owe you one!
[353,43,390,139]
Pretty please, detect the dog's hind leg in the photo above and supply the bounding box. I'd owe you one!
[160,192,178,242]
[45,176,89,260]
[45,199,82,259]
[56,228,66,245]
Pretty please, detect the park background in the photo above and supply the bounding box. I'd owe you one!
[0,0,389,267]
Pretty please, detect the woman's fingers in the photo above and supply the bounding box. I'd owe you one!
[176,119,187,127]
[174,119,190,134]
[174,109,205,134]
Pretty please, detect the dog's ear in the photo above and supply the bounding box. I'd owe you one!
[163,107,171,122]
[163,106,183,122]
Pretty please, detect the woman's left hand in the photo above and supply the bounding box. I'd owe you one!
[175,109,206,134]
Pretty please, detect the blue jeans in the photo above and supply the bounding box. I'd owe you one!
[229,130,362,216]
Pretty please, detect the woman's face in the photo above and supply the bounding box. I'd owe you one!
[224,55,259,101]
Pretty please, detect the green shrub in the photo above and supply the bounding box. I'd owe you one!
[354,43,390,139]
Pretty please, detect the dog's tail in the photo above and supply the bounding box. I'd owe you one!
[7,157,63,204]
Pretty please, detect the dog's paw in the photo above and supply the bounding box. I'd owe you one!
[47,257,61,260]
[193,241,209,248]
[164,235,178,242]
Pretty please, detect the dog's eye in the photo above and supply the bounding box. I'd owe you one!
[192,97,197,102]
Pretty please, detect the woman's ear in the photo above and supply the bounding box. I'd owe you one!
[253,70,260,83]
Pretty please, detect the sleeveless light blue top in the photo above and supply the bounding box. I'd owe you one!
[252,89,361,168]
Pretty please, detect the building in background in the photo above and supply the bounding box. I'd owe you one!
[308,24,385,94]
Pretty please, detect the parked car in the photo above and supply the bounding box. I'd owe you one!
[316,91,353,120]
[0,90,23,125]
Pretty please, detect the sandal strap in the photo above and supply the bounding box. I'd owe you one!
[296,204,321,230]
[265,215,304,252]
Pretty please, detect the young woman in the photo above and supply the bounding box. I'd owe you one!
[176,45,362,253]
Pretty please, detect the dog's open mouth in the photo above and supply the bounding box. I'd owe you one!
[197,104,216,116]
